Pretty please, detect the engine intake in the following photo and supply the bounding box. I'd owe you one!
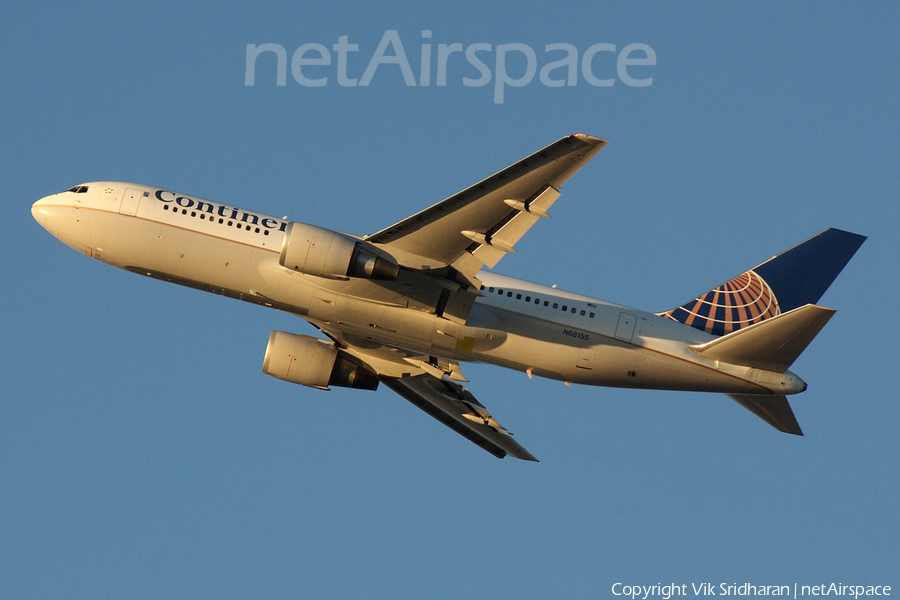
[261,331,379,391]
[280,221,399,280]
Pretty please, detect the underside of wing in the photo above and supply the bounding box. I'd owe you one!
[322,332,537,461]
[365,134,607,279]
[331,334,468,381]
[382,374,539,461]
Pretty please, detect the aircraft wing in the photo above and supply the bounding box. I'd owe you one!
[322,331,538,461]
[364,134,607,280]
[381,374,539,461]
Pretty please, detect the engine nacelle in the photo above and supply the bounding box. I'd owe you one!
[279,221,399,280]
[261,331,379,391]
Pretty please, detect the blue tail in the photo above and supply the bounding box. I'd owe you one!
[659,228,866,336]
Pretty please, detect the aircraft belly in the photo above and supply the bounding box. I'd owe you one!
[465,307,580,379]
[572,342,768,394]
[460,305,768,394]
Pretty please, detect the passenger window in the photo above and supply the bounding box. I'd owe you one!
[525,296,531,302]
[481,285,486,291]
[498,289,503,295]
[507,292,512,297]
[580,310,585,316]
[553,303,558,309]
[534,298,539,304]
[544,301,549,306]
[562,305,567,311]
[571,307,576,313]
[516,294,522,300]
[488,287,494,292]
[590,312,595,318]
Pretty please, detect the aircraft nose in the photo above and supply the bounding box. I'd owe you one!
[31,195,53,228]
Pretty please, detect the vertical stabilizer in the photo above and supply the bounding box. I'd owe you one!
[659,228,865,336]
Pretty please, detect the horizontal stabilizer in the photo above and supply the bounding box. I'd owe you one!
[690,304,835,372]
[728,394,803,435]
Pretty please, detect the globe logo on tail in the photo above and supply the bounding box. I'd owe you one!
[659,270,780,336]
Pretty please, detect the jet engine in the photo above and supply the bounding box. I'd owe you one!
[261,331,379,391]
[279,221,399,280]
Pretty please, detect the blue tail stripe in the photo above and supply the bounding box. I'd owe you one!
[753,228,866,314]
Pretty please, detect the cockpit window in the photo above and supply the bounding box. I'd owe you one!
[65,185,89,193]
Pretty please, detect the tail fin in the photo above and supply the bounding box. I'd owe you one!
[659,228,865,336]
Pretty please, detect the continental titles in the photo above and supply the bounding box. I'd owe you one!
[155,190,287,231]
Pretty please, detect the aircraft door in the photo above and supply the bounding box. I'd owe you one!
[615,312,636,342]
[119,188,144,216]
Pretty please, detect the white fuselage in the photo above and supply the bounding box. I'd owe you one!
[31,182,806,397]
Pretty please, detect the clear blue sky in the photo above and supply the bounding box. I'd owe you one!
[2,2,897,598]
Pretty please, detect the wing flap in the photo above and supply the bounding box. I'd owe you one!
[382,375,539,461]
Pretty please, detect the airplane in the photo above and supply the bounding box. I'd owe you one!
[31,134,866,461]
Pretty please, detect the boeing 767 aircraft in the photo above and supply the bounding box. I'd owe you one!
[32,134,865,461]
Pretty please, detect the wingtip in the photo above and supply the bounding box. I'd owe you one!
[572,132,608,145]
[511,450,541,462]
